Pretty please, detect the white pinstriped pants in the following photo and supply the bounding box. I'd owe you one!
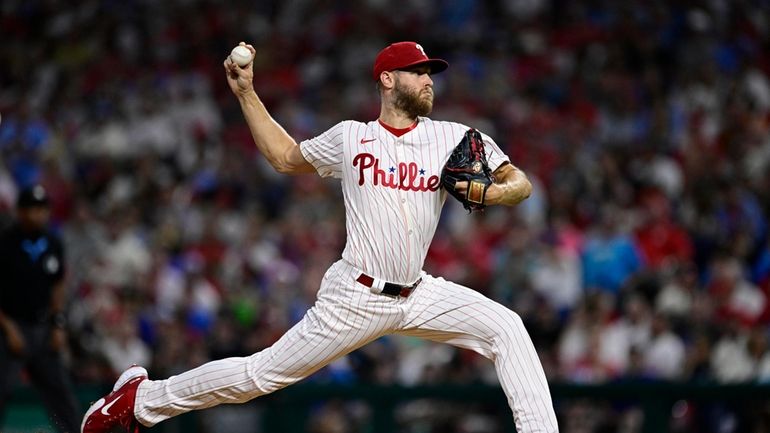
[134,260,558,432]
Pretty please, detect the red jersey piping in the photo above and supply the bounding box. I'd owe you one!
[378,119,419,137]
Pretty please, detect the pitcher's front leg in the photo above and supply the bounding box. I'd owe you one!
[400,276,559,433]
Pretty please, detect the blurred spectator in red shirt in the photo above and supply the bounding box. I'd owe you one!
[634,189,693,270]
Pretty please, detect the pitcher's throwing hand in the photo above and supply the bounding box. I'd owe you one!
[82,41,557,433]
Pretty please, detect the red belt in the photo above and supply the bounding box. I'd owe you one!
[356,273,421,298]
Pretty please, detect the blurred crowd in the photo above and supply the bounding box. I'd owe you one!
[3,0,770,432]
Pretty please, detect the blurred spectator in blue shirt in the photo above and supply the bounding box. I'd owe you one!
[582,204,644,294]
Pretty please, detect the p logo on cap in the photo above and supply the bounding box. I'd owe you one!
[372,42,449,81]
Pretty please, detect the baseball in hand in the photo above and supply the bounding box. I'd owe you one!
[230,45,253,67]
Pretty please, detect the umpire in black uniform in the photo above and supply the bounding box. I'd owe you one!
[0,185,80,432]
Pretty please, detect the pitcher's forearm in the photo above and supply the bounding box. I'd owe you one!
[491,176,531,206]
[484,164,532,206]
[237,91,300,173]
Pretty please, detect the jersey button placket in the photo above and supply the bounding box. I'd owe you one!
[395,139,414,269]
[403,150,416,282]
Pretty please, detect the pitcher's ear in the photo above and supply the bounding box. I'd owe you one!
[379,71,396,90]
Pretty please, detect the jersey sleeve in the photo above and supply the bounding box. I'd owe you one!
[299,121,346,179]
[50,233,66,283]
[478,131,510,172]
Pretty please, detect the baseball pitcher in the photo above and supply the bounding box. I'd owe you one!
[82,41,559,433]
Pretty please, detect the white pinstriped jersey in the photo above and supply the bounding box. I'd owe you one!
[133,121,559,433]
[299,117,509,285]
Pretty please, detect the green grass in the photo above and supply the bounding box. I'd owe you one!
[2,405,55,433]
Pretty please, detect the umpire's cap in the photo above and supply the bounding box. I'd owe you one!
[16,184,50,208]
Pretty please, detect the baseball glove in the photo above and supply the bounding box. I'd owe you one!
[441,128,495,212]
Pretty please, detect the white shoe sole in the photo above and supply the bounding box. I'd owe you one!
[113,365,148,392]
[81,397,106,433]
[80,366,148,432]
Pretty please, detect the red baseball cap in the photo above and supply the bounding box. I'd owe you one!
[372,41,449,81]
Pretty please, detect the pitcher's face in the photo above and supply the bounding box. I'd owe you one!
[392,66,434,117]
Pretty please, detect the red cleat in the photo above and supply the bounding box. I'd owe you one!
[81,365,148,433]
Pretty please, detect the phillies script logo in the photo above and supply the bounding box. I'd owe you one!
[353,153,440,192]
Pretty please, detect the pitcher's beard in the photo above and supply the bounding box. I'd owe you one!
[393,82,433,118]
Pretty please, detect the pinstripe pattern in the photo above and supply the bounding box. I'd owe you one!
[300,117,509,285]
[133,117,558,432]
[398,275,558,432]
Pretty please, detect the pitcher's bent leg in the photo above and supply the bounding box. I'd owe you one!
[135,302,381,426]
[400,276,559,433]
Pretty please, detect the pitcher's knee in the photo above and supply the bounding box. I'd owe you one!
[256,374,298,395]
[494,309,525,333]
[246,354,308,396]
[488,309,530,347]
[505,309,524,326]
